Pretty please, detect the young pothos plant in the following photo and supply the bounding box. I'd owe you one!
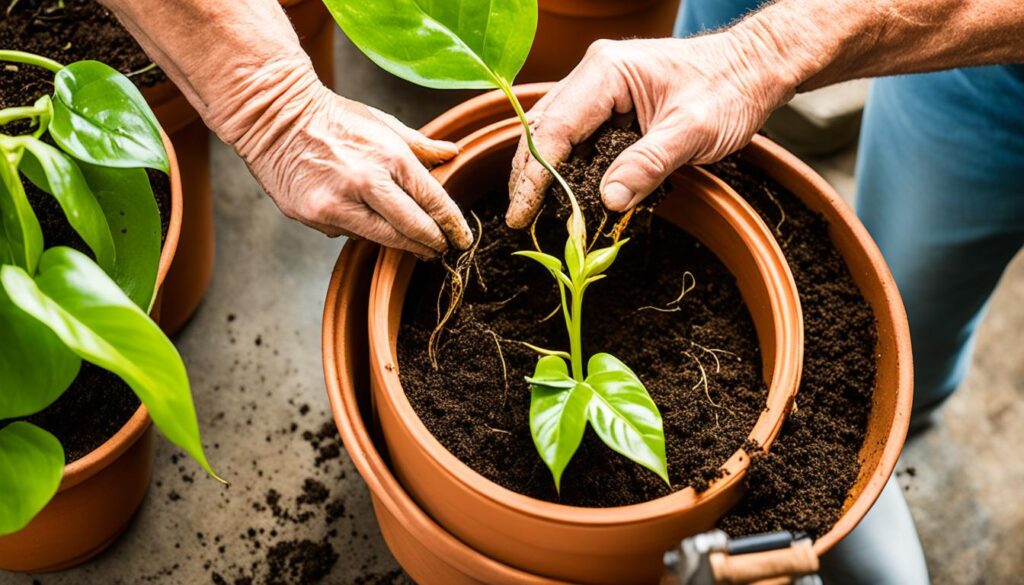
[327,0,669,491]
[0,50,221,535]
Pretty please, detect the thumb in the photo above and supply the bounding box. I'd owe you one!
[367,106,458,167]
[600,128,690,212]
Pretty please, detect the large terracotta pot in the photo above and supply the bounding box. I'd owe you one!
[518,0,682,83]
[143,0,335,334]
[366,118,802,584]
[0,132,184,572]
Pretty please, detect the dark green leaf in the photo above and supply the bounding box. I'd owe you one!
[585,353,669,484]
[0,150,42,273]
[0,248,222,482]
[528,356,590,492]
[326,0,537,89]
[18,137,116,273]
[0,285,80,418]
[78,162,160,310]
[0,422,64,536]
[513,250,562,273]
[49,61,168,173]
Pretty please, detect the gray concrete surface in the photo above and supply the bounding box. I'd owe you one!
[3,28,1022,585]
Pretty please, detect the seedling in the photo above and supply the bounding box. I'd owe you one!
[0,50,221,535]
[327,0,669,491]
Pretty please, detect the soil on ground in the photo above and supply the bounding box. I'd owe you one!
[0,0,166,113]
[397,126,768,506]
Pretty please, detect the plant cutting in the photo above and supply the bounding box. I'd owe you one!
[326,0,668,491]
[0,50,221,537]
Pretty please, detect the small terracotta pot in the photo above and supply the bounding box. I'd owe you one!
[366,118,802,583]
[143,0,335,335]
[518,0,682,83]
[0,131,184,573]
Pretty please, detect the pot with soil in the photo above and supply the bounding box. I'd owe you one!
[365,117,803,583]
[517,0,682,83]
[323,84,912,584]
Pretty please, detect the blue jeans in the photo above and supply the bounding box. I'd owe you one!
[679,1,1024,583]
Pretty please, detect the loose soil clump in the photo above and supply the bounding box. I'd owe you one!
[398,126,767,506]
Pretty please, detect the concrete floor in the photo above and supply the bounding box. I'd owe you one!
[4,28,1023,585]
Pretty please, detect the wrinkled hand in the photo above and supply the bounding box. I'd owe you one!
[506,33,800,228]
[207,63,472,257]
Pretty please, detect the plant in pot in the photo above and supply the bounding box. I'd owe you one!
[0,50,221,563]
[327,2,802,583]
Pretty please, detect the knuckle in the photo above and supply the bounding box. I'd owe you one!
[631,142,672,176]
[587,39,618,61]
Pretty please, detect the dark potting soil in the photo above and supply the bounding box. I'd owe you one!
[0,0,165,114]
[397,127,768,506]
[706,156,877,540]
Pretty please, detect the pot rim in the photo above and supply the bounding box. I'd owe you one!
[539,0,664,19]
[58,129,182,492]
[368,117,803,526]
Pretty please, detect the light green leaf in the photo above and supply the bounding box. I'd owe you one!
[78,162,161,310]
[0,150,42,274]
[0,248,222,482]
[583,238,628,279]
[326,0,538,89]
[0,422,64,536]
[564,235,582,280]
[18,137,116,273]
[528,356,590,492]
[513,250,562,273]
[585,353,669,484]
[49,61,168,173]
[0,285,80,419]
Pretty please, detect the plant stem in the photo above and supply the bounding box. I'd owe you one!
[0,105,44,125]
[568,287,584,380]
[0,50,64,73]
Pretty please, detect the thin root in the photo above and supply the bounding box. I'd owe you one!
[588,210,609,252]
[608,208,635,243]
[538,303,561,323]
[638,271,696,313]
[485,329,510,410]
[684,349,736,427]
[763,185,787,237]
[428,212,483,369]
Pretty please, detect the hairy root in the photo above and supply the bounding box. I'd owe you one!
[428,212,483,369]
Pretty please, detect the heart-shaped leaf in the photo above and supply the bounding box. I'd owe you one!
[18,136,116,273]
[528,356,590,492]
[49,61,168,173]
[0,248,222,482]
[326,0,537,89]
[0,422,65,536]
[585,353,669,484]
[0,285,80,419]
[0,151,42,274]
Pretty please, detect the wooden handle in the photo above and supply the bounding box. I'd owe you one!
[709,539,818,584]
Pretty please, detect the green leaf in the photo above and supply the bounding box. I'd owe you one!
[0,422,64,536]
[513,250,562,273]
[0,248,222,482]
[78,162,161,310]
[326,0,538,89]
[0,150,42,274]
[49,61,168,173]
[18,137,117,273]
[0,285,80,419]
[583,238,628,279]
[528,356,590,492]
[585,353,669,484]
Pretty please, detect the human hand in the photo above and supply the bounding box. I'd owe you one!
[506,33,801,228]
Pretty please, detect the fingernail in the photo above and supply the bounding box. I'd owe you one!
[602,182,634,211]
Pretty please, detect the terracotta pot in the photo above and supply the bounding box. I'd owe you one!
[143,0,335,335]
[366,117,802,584]
[518,0,681,83]
[0,131,184,573]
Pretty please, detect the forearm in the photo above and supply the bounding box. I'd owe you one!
[734,0,1024,93]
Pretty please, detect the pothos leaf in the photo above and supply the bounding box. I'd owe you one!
[585,353,669,484]
[0,422,65,536]
[0,247,222,483]
[326,0,538,89]
[528,356,590,492]
[0,150,42,274]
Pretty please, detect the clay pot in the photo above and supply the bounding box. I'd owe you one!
[143,0,335,334]
[0,132,184,573]
[365,117,802,584]
[518,0,682,83]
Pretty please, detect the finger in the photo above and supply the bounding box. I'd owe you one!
[344,205,438,257]
[368,106,459,167]
[392,155,474,250]
[600,127,692,212]
[365,177,449,254]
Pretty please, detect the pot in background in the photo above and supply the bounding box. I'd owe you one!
[366,118,803,584]
[518,0,681,83]
[0,132,184,573]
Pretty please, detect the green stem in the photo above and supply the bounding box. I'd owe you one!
[568,287,584,381]
[0,105,45,125]
[0,50,64,73]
